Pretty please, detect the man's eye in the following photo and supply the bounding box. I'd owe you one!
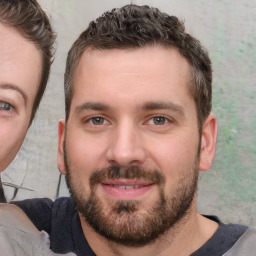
[149,116,168,125]
[90,117,106,125]
[0,102,13,111]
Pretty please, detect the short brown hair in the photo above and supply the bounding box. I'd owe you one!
[0,0,56,123]
[65,4,212,130]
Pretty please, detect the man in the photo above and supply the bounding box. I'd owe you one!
[13,4,256,256]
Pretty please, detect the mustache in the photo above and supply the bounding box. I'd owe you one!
[89,166,165,187]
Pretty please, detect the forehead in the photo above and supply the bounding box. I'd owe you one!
[0,23,41,104]
[71,45,193,110]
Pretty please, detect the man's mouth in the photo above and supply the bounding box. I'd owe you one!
[100,179,155,200]
[109,184,143,189]
[89,166,164,200]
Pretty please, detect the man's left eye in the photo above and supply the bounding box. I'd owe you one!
[148,116,168,125]
[90,117,106,125]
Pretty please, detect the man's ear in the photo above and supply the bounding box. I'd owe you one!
[57,119,67,175]
[198,114,217,171]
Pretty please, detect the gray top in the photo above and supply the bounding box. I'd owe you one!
[0,203,75,256]
[223,226,256,256]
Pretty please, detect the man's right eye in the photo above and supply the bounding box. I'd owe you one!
[89,116,107,125]
[0,102,13,111]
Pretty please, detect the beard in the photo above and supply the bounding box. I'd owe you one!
[64,147,199,247]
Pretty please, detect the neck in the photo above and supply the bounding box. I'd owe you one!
[79,200,218,256]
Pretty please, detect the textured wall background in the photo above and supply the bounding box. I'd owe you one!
[2,0,256,225]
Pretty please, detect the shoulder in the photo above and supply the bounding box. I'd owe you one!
[0,225,76,256]
[207,216,249,248]
[0,203,76,256]
[11,198,54,233]
[52,197,76,216]
[204,215,248,238]
[191,215,249,256]
[0,203,40,234]
[11,197,54,212]
[50,197,77,232]
[11,197,73,235]
[223,226,256,256]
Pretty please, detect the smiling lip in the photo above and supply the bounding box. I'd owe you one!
[100,179,154,200]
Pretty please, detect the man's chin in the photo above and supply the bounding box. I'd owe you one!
[77,193,172,246]
[84,208,164,246]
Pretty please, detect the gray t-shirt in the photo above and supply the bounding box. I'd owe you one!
[0,203,75,256]
[0,226,75,256]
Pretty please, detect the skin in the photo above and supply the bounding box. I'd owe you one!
[0,23,41,172]
[58,45,218,256]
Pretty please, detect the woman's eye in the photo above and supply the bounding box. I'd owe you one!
[0,102,13,111]
[149,116,168,125]
[90,117,106,125]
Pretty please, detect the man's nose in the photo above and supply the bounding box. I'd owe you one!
[106,121,146,167]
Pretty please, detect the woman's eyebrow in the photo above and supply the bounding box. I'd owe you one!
[0,82,27,105]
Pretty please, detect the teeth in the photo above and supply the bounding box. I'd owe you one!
[125,185,136,189]
[112,185,141,189]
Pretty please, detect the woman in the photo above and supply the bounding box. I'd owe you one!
[0,0,74,255]
[0,0,55,173]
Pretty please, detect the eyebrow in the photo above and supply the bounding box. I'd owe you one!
[143,101,185,115]
[75,101,185,115]
[76,102,110,113]
[0,82,27,104]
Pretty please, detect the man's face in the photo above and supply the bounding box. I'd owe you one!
[0,23,41,171]
[58,46,209,245]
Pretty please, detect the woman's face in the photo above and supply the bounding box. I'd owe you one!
[0,23,42,171]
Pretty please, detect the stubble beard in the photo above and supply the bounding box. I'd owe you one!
[64,147,199,247]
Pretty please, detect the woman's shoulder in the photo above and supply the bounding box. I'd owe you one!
[0,203,39,233]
